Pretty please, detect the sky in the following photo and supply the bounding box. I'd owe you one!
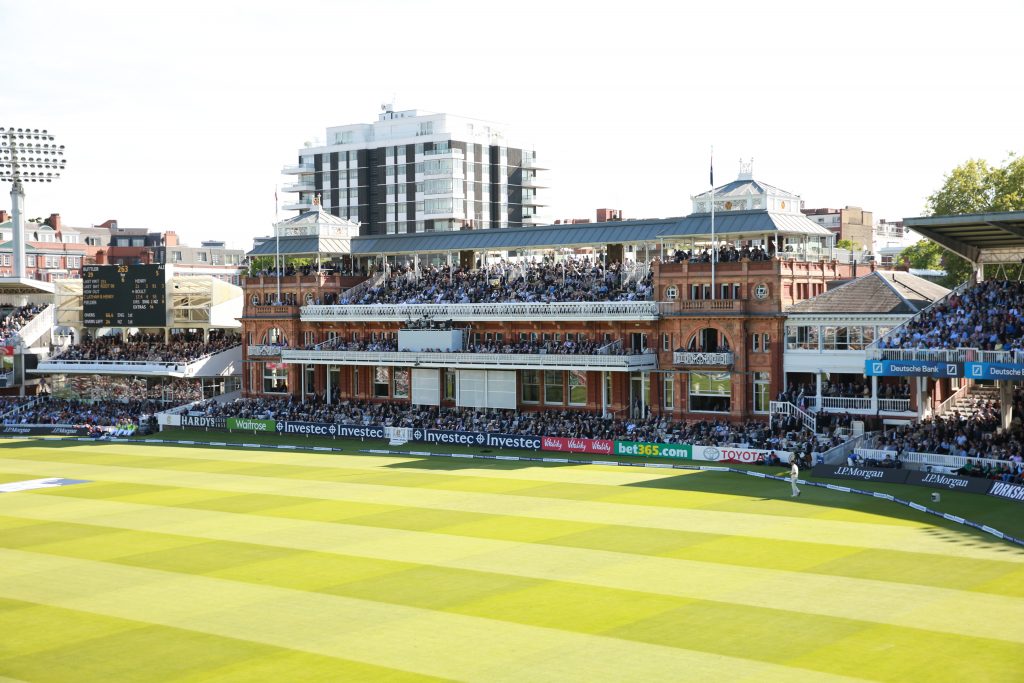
[2,0,1022,249]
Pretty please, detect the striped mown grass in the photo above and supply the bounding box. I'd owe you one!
[0,439,1022,682]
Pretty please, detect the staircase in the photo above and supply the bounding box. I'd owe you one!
[940,383,998,418]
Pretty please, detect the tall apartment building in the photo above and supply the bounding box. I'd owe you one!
[281,106,546,236]
[801,206,874,250]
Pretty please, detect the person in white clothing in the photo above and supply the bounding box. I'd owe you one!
[789,459,801,497]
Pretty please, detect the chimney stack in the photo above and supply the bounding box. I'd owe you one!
[46,213,62,231]
[0,210,9,223]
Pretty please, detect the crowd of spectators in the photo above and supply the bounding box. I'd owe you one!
[308,335,644,356]
[876,280,1024,352]
[672,243,773,264]
[337,258,654,306]
[868,389,1024,461]
[0,304,44,345]
[189,397,829,455]
[776,380,910,406]
[52,330,239,364]
[3,397,163,428]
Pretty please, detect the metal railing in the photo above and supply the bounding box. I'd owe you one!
[336,270,385,304]
[935,379,975,418]
[301,300,660,322]
[0,397,37,420]
[878,398,912,412]
[853,447,1012,473]
[820,432,873,465]
[280,349,659,371]
[867,281,970,353]
[769,400,817,434]
[673,351,734,366]
[8,304,55,348]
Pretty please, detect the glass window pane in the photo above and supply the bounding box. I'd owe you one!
[544,370,564,404]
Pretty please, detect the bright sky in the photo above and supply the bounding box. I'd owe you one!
[3,0,1022,249]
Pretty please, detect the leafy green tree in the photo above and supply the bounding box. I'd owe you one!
[902,153,1024,287]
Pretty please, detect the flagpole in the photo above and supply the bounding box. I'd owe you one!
[710,146,716,301]
[275,186,281,305]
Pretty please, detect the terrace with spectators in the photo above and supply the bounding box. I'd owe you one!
[854,386,1024,475]
[187,397,831,457]
[2,397,168,428]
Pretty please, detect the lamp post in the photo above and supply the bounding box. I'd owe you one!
[0,127,66,279]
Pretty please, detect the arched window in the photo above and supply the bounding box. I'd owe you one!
[687,327,730,353]
[264,328,287,346]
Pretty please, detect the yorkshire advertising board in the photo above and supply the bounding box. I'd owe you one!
[987,481,1024,503]
[965,362,1024,381]
[865,360,962,378]
[613,441,692,459]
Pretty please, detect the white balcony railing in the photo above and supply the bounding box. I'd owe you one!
[673,351,734,366]
[282,164,314,174]
[301,300,660,322]
[281,349,658,372]
[247,344,283,358]
[878,398,912,412]
[34,359,190,375]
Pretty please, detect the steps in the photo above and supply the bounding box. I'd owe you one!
[947,384,999,418]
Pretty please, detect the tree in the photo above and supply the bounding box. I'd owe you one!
[904,153,1024,287]
[835,239,859,251]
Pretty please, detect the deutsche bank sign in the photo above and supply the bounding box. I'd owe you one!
[865,360,962,378]
[965,362,1024,380]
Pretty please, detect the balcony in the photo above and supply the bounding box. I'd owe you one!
[301,300,660,322]
[281,181,314,193]
[802,396,913,415]
[673,351,734,367]
[281,349,658,372]
[282,200,313,212]
[662,299,747,314]
[247,344,284,358]
[282,164,314,175]
[245,305,302,318]
[34,345,242,379]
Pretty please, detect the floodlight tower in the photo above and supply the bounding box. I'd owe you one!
[0,127,66,279]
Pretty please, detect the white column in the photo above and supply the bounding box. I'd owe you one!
[870,375,878,413]
[326,366,332,405]
[10,182,25,279]
[601,371,608,418]
[301,363,306,403]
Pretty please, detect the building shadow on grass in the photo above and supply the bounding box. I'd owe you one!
[625,469,1024,554]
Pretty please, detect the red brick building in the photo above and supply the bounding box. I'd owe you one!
[241,180,866,421]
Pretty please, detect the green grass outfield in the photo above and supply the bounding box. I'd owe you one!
[1,438,1023,681]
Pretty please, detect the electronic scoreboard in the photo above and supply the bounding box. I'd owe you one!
[82,264,167,327]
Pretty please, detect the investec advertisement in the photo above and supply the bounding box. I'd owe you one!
[865,359,962,378]
[275,421,388,439]
[412,428,542,451]
[692,445,793,463]
[613,441,692,459]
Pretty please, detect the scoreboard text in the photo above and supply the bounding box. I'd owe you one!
[82,264,167,328]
